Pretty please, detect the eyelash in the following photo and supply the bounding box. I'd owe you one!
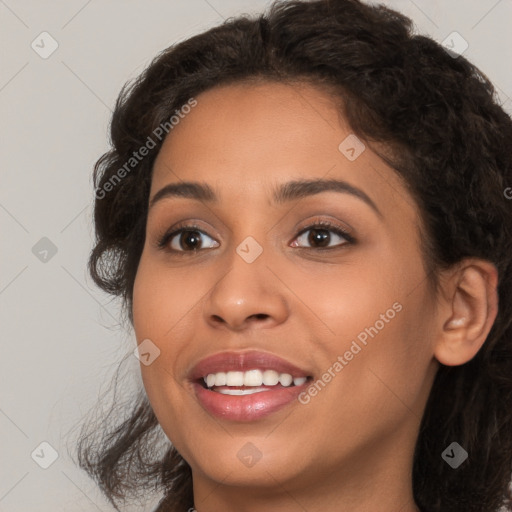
[156,220,355,255]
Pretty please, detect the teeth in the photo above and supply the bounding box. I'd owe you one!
[244,369,263,386]
[214,372,226,386]
[202,369,308,389]
[262,369,279,385]
[226,371,244,386]
[279,373,293,386]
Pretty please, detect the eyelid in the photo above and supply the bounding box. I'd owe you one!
[293,218,354,241]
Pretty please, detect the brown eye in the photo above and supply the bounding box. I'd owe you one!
[158,224,220,253]
[170,229,219,252]
[291,222,353,249]
[176,230,203,250]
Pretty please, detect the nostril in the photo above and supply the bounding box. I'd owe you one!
[211,315,225,324]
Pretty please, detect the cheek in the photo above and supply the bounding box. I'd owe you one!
[132,253,200,340]
[293,254,433,410]
[281,258,401,344]
[306,307,433,457]
[131,256,187,412]
[334,292,436,425]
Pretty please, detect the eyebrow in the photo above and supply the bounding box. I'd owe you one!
[149,178,383,218]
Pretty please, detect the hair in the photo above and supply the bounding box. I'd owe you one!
[73,0,512,511]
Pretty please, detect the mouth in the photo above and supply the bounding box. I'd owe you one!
[197,369,310,394]
[188,350,314,421]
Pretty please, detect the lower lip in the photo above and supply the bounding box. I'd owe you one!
[192,381,309,422]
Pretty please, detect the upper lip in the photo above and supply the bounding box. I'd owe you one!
[188,350,312,381]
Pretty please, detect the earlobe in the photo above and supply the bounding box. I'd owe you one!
[434,260,499,366]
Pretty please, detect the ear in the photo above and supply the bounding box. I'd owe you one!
[433,259,499,366]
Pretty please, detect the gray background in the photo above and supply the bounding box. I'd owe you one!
[1,0,511,510]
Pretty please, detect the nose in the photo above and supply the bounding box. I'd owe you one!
[202,249,289,332]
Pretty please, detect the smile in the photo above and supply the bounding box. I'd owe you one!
[189,351,313,421]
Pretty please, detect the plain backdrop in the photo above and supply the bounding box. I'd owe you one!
[1,0,511,510]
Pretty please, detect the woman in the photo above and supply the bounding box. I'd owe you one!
[76,0,512,510]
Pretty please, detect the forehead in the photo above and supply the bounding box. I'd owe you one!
[153,81,343,182]
[150,81,415,219]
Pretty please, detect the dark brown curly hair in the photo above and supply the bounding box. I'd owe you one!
[73,0,512,511]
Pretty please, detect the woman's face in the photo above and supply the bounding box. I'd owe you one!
[132,81,440,508]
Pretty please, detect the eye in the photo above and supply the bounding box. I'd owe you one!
[157,219,354,255]
[158,223,219,253]
[290,221,354,249]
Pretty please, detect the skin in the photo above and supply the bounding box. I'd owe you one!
[132,81,498,512]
